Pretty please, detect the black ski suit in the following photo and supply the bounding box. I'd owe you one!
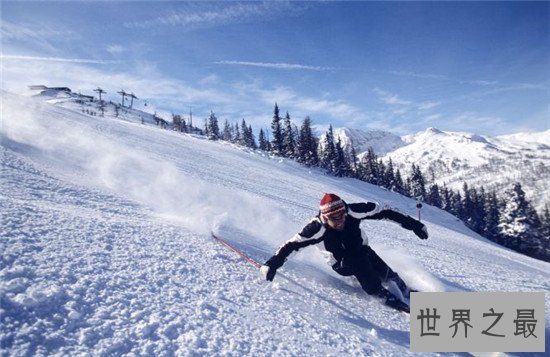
[263,201,428,296]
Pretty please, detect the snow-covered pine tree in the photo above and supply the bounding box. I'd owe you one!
[427,183,442,208]
[451,191,463,218]
[395,169,406,195]
[297,116,318,167]
[282,112,296,158]
[538,205,550,261]
[441,184,453,212]
[258,129,269,151]
[377,159,387,187]
[359,148,379,185]
[470,187,487,234]
[270,103,284,156]
[233,122,241,144]
[240,119,251,147]
[207,111,220,140]
[408,163,427,201]
[383,158,396,191]
[334,138,350,177]
[483,190,502,243]
[320,125,337,173]
[222,119,233,141]
[248,125,257,149]
[498,182,542,255]
[349,145,359,178]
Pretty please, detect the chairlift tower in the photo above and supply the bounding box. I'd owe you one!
[117,90,128,107]
[93,87,106,103]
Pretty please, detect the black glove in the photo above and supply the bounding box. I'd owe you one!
[260,255,284,281]
[414,223,429,240]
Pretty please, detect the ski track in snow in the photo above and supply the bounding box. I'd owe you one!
[1,92,549,356]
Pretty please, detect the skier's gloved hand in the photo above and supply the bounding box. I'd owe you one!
[414,223,429,240]
[261,255,284,281]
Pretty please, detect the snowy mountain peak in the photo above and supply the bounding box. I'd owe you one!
[426,127,444,135]
[330,124,548,210]
[331,127,406,155]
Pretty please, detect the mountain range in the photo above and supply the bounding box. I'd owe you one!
[332,127,549,211]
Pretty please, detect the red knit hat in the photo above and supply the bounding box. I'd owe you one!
[320,193,345,215]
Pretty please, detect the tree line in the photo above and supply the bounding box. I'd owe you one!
[170,103,549,262]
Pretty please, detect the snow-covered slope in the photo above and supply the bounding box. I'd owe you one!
[333,126,549,211]
[2,92,549,355]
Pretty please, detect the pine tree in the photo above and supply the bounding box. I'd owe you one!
[320,125,337,173]
[462,182,474,223]
[349,145,359,178]
[270,103,284,156]
[538,205,550,261]
[240,119,250,146]
[408,164,427,201]
[334,138,350,177]
[258,129,269,151]
[471,187,487,233]
[441,184,453,212]
[222,120,232,141]
[233,122,241,144]
[427,183,442,208]
[248,125,257,149]
[451,191,463,218]
[498,182,541,255]
[297,116,318,167]
[484,191,501,243]
[206,111,220,140]
[282,112,296,158]
[394,168,406,195]
[384,158,396,191]
[360,148,379,184]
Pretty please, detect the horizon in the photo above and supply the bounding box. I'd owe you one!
[1,1,549,136]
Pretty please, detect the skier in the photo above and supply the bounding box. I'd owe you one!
[260,193,428,312]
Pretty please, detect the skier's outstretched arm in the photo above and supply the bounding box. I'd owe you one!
[261,218,325,281]
[349,202,428,239]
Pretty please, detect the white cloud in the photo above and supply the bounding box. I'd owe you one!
[106,45,126,55]
[386,70,498,87]
[373,88,412,106]
[214,60,338,72]
[1,21,78,53]
[124,2,303,30]
[1,55,120,65]
[418,101,440,110]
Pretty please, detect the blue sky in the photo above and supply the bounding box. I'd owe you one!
[2,1,549,136]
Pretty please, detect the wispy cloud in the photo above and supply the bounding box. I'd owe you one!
[373,88,440,111]
[215,60,337,71]
[1,55,120,65]
[1,21,79,53]
[239,83,361,121]
[387,70,498,87]
[106,45,126,55]
[124,2,303,30]
[373,89,412,106]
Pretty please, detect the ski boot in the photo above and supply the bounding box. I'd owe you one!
[375,287,410,313]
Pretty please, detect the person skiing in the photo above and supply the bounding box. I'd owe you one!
[260,193,428,312]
